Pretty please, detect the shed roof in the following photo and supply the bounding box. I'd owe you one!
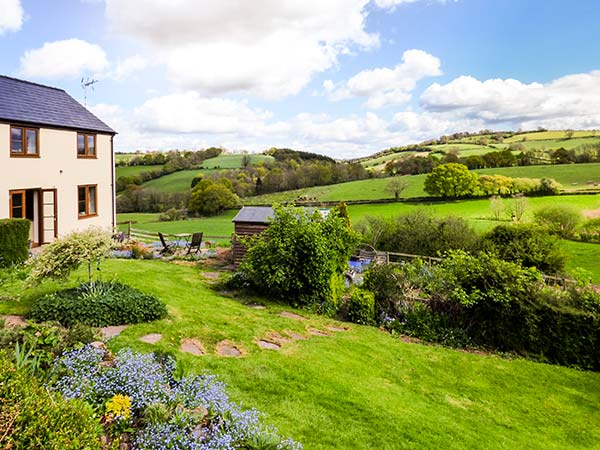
[232,206,274,224]
[0,75,116,134]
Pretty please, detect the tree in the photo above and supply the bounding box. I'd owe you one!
[489,196,506,221]
[385,177,409,201]
[534,205,584,238]
[424,163,479,197]
[240,205,358,314]
[507,194,528,221]
[188,180,239,216]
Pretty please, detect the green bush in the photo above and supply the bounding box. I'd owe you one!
[578,218,600,243]
[483,223,566,273]
[0,351,102,449]
[240,205,358,314]
[534,205,584,238]
[0,218,30,267]
[347,288,376,325]
[29,281,167,327]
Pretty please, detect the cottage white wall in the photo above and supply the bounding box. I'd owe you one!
[0,123,115,237]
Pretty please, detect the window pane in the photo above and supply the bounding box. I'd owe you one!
[78,187,87,215]
[88,186,97,214]
[26,129,37,155]
[11,193,24,218]
[77,134,85,155]
[87,135,95,156]
[11,128,23,153]
[11,193,23,208]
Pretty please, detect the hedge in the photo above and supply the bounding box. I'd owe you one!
[0,218,30,267]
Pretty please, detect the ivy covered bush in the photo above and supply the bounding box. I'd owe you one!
[0,218,30,267]
[29,281,167,327]
[51,345,301,449]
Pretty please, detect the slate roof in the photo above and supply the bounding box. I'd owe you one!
[0,75,116,134]
[232,206,274,224]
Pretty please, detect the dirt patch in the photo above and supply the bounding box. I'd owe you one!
[139,333,163,344]
[246,303,266,310]
[180,338,205,356]
[285,331,307,340]
[0,315,27,328]
[583,208,600,218]
[216,340,242,357]
[257,340,281,350]
[326,325,350,332]
[307,327,330,337]
[100,325,128,339]
[279,311,306,320]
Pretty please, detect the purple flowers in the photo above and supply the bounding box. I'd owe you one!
[51,345,301,450]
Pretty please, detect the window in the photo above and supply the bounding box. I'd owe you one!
[10,126,39,157]
[77,133,96,158]
[9,190,26,218]
[78,185,97,218]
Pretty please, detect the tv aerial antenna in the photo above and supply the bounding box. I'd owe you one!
[81,77,99,107]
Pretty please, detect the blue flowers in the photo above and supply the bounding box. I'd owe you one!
[51,345,301,450]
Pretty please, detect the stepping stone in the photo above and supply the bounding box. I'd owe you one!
[180,338,204,356]
[307,327,330,337]
[0,315,27,328]
[285,331,307,340]
[257,340,281,350]
[202,272,221,280]
[246,303,266,309]
[100,325,128,339]
[216,340,242,357]
[139,333,163,344]
[326,325,350,332]
[279,311,306,320]
[268,332,292,344]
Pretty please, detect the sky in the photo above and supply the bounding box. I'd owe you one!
[1,0,600,158]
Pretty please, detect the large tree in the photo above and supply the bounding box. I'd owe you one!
[424,163,479,197]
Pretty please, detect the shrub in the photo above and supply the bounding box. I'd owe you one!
[29,281,167,327]
[159,208,186,222]
[578,218,600,243]
[0,351,102,449]
[483,223,566,273]
[28,228,113,284]
[0,218,30,267]
[240,205,358,314]
[347,288,376,325]
[534,205,584,238]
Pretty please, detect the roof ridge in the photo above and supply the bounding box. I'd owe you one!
[0,75,64,92]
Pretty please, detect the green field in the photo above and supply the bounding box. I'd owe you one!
[360,151,422,169]
[141,169,214,192]
[202,153,275,169]
[116,164,164,178]
[475,163,600,189]
[3,259,599,449]
[504,130,598,142]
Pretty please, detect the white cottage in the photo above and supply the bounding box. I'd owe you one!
[0,75,116,245]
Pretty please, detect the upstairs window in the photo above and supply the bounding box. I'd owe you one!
[77,133,96,158]
[78,185,97,218]
[10,126,39,157]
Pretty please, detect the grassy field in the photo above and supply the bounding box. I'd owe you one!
[141,169,215,192]
[116,164,164,178]
[3,259,600,449]
[202,153,275,169]
[515,137,600,151]
[504,130,598,142]
[475,163,600,189]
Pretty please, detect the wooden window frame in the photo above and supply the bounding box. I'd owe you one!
[10,125,40,158]
[9,190,27,218]
[77,132,97,159]
[77,184,98,219]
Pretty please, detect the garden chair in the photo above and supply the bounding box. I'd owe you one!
[186,232,203,255]
[158,232,175,255]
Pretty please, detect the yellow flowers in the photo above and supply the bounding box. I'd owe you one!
[104,394,132,422]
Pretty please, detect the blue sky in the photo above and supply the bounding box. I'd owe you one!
[1,0,600,157]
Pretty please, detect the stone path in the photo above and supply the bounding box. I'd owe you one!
[139,333,163,344]
[257,340,281,350]
[180,338,205,356]
[201,272,221,280]
[279,311,306,320]
[246,303,266,310]
[0,315,27,327]
[216,340,242,357]
[326,325,350,332]
[101,325,128,339]
[307,327,331,337]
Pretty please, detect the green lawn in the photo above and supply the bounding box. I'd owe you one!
[202,153,275,169]
[116,164,164,178]
[3,259,599,449]
[142,169,214,192]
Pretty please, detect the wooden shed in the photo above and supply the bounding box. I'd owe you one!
[232,206,274,267]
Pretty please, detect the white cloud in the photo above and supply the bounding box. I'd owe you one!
[373,0,456,9]
[19,39,109,79]
[421,71,600,129]
[103,0,378,98]
[0,0,24,35]
[100,55,149,81]
[324,49,442,108]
